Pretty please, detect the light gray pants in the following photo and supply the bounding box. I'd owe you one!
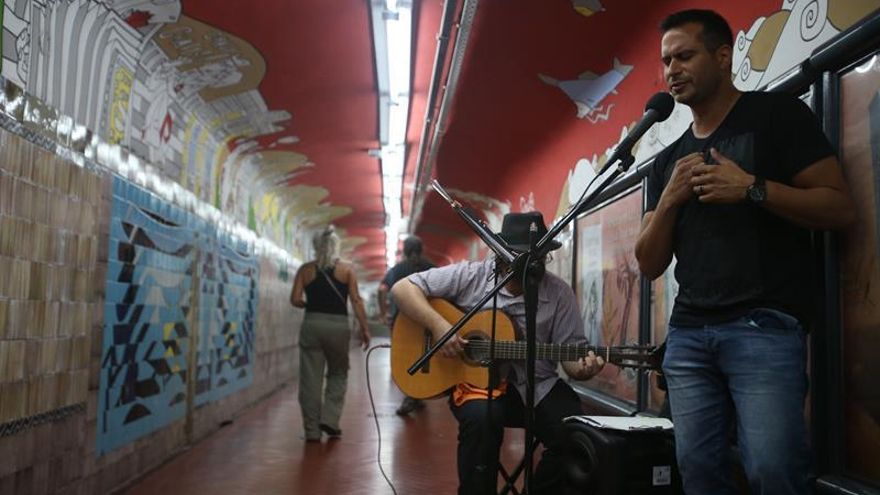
[298,312,351,439]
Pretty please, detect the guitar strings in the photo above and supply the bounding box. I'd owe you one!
[462,340,658,367]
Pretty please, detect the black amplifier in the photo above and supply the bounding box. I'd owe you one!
[561,418,683,495]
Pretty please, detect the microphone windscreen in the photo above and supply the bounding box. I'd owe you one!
[645,92,675,122]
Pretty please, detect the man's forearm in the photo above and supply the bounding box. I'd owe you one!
[762,181,855,230]
[391,280,450,338]
[634,205,677,280]
[353,299,370,331]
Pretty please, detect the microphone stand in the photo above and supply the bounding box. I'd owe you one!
[409,148,638,493]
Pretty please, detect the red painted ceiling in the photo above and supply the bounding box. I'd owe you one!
[180,0,779,277]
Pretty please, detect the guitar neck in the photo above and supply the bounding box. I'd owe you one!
[467,341,621,362]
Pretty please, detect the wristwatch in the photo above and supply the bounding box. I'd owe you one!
[745,176,766,204]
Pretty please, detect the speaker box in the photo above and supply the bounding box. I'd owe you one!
[561,421,683,495]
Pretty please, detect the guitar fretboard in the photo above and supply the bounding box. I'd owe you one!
[465,341,629,362]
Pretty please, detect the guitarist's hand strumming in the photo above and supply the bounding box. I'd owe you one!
[436,333,468,359]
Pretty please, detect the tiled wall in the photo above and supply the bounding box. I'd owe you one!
[0,127,301,494]
[0,125,102,495]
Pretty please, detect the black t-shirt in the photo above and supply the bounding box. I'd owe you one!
[382,258,435,320]
[645,91,834,327]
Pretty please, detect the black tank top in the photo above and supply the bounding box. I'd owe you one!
[304,265,349,315]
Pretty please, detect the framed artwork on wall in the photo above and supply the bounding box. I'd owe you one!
[572,186,642,405]
[836,50,880,484]
[546,220,574,286]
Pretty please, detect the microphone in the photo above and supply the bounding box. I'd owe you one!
[600,92,675,174]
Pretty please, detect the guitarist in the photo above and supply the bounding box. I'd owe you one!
[392,211,605,495]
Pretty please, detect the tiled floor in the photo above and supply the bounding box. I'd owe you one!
[125,337,528,494]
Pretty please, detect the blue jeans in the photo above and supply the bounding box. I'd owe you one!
[662,308,809,495]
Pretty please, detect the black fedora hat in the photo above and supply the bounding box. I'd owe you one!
[498,212,561,252]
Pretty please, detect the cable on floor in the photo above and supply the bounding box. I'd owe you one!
[365,343,398,495]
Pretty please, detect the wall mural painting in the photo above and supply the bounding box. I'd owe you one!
[518,191,535,213]
[2,0,144,140]
[838,51,880,482]
[546,221,573,285]
[98,179,260,453]
[195,228,259,406]
[575,188,642,403]
[1,0,354,257]
[578,221,602,347]
[539,58,633,124]
[98,0,181,30]
[99,176,259,454]
[731,0,880,91]
[559,0,880,215]
[98,177,196,455]
[571,0,604,18]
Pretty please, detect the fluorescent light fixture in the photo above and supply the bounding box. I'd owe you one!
[371,0,413,271]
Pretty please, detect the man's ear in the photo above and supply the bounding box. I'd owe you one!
[716,44,733,72]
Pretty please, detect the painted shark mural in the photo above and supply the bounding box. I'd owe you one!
[539,58,633,123]
[572,0,604,18]
[561,0,880,214]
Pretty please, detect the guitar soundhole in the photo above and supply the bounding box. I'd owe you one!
[463,331,491,365]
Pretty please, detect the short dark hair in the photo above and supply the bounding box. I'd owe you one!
[660,9,733,53]
[403,236,423,257]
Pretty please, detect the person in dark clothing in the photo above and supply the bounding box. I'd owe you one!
[379,235,435,415]
[635,9,855,494]
[290,225,371,442]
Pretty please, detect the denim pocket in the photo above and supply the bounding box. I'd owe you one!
[746,307,801,332]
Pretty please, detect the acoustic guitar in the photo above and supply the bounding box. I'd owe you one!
[391,298,663,399]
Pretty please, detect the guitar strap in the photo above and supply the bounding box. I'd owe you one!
[319,265,347,306]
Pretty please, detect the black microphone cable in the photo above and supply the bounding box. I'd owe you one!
[365,343,399,495]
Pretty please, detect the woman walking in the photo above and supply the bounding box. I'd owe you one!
[290,225,371,442]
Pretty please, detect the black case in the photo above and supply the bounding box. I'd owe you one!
[561,420,683,495]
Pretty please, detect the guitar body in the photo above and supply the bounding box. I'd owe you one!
[391,299,515,399]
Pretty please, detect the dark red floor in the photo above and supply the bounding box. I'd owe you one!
[125,337,527,494]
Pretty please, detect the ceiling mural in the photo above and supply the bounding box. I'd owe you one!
[560,0,880,218]
[572,0,604,18]
[410,0,880,266]
[538,58,634,123]
[731,0,879,90]
[0,0,385,270]
[2,0,879,277]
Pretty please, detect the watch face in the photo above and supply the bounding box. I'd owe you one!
[747,184,766,203]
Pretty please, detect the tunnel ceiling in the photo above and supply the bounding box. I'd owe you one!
[179,0,433,279]
[3,0,873,278]
[177,0,445,280]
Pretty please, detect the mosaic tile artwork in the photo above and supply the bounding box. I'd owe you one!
[98,177,258,454]
[195,229,258,406]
